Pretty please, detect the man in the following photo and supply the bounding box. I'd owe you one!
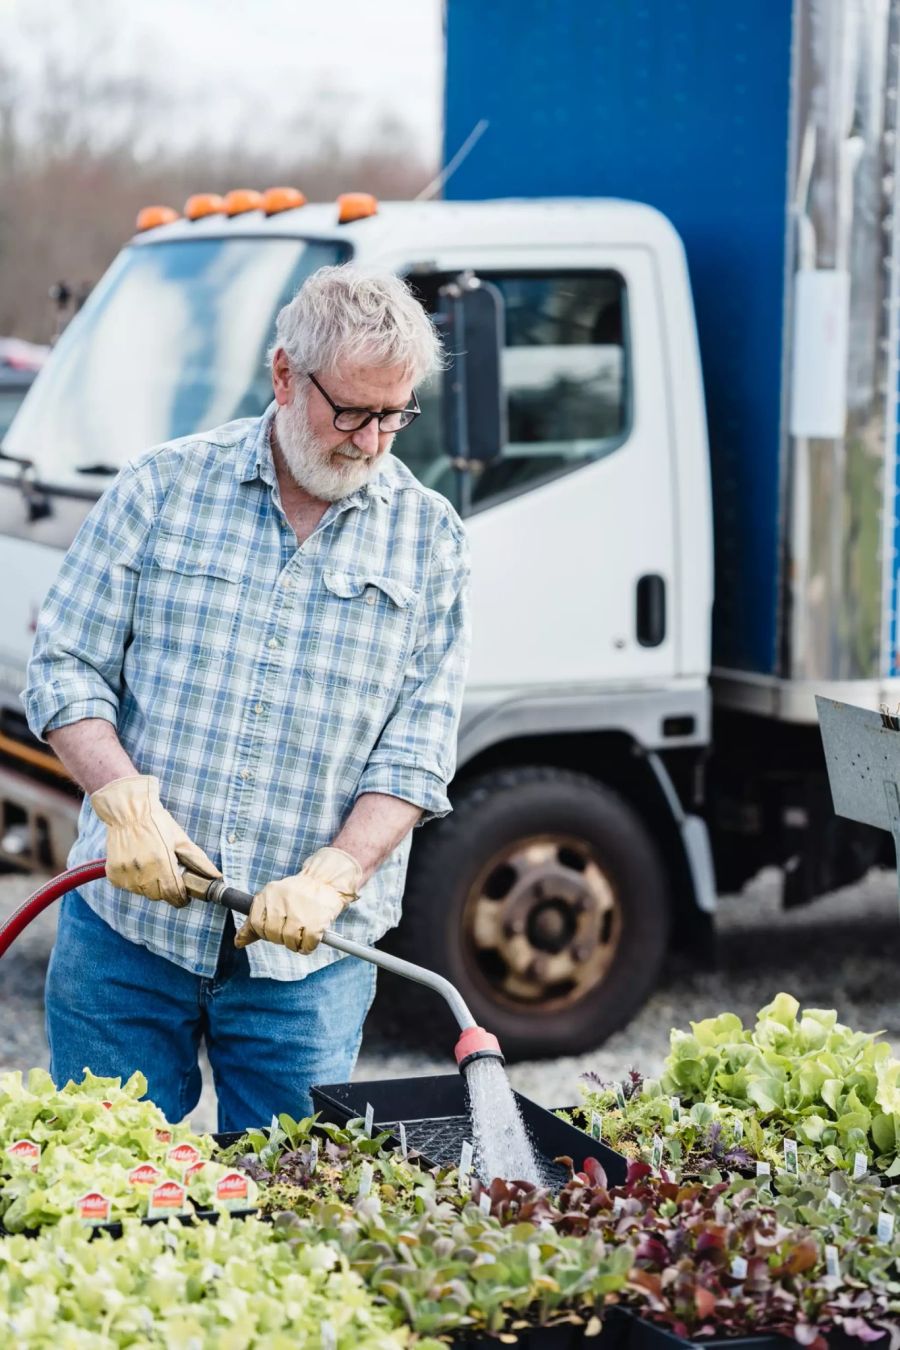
[23,265,471,1131]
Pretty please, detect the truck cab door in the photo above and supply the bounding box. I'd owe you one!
[399,250,680,691]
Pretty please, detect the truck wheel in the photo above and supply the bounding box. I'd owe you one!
[396,766,671,1060]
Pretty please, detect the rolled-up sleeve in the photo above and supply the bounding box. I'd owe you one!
[357,519,472,823]
[22,464,155,741]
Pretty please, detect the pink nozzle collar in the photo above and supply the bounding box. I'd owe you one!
[454,1026,504,1071]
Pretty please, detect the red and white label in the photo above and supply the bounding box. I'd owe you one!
[148,1180,187,1217]
[215,1171,249,1204]
[154,1129,172,1144]
[7,1138,40,1169]
[77,1191,111,1223]
[101,1100,113,1110]
[128,1163,162,1188]
[184,1160,206,1182]
[167,1143,200,1169]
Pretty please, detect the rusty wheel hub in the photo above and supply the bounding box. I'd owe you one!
[462,835,622,1010]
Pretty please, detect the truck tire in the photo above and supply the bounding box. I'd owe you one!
[395,765,671,1060]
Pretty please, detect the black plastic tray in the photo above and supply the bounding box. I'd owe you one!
[311,1074,628,1187]
[603,1310,877,1350]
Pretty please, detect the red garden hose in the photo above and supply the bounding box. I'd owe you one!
[0,858,106,958]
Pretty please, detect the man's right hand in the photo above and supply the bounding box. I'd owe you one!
[90,774,220,907]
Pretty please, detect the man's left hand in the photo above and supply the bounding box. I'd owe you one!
[234,847,362,954]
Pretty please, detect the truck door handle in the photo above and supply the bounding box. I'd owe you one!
[636,574,666,647]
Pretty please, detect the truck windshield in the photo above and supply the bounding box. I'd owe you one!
[4,237,345,485]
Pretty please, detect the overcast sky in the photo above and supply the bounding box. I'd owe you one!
[2,0,446,160]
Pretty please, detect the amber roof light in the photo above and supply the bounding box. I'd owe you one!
[136,205,179,232]
[263,186,306,214]
[184,193,227,221]
[337,192,378,224]
[225,189,264,216]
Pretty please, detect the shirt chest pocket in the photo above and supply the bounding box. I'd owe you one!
[304,569,419,693]
[140,529,246,657]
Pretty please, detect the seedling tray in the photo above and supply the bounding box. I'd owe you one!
[605,1310,872,1350]
[310,1074,628,1187]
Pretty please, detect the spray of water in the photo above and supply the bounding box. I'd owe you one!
[463,1057,542,1185]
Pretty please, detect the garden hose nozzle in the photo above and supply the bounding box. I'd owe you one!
[453,1026,505,1071]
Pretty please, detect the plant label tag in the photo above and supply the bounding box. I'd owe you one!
[590,1112,602,1142]
[320,1322,337,1350]
[167,1143,201,1171]
[782,1138,798,1174]
[148,1180,188,1219]
[76,1190,110,1224]
[308,1138,319,1175]
[756,1161,771,1177]
[730,1256,748,1281]
[650,1135,663,1171]
[877,1210,895,1243]
[101,1100,113,1110]
[852,1151,867,1180]
[459,1139,474,1190]
[215,1171,253,1210]
[733,1117,743,1141]
[154,1129,172,1145]
[128,1163,161,1188]
[825,1244,840,1281]
[613,1196,625,1215]
[269,1114,279,1131]
[364,1102,375,1137]
[398,1121,408,1158]
[184,1161,205,1183]
[358,1161,373,1197]
[529,1243,541,1272]
[6,1138,40,1171]
[826,1188,842,1210]
[479,1190,492,1215]
[669,1096,681,1122]
[615,1084,627,1110]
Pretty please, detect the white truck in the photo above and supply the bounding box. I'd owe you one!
[0,0,895,1056]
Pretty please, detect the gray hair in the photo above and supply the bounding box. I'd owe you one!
[271,264,443,385]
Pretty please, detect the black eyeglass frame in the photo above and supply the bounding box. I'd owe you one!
[307,372,421,433]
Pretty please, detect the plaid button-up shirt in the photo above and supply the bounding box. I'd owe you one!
[23,404,471,980]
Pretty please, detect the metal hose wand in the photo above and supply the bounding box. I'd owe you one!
[185,872,504,1070]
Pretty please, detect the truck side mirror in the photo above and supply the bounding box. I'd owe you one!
[436,275,506,478]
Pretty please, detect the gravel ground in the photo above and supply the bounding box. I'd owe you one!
[1,866,898,1132]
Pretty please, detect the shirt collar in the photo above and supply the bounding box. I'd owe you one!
[235,401,394,507]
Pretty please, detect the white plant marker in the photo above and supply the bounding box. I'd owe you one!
[730,1255,748,1281]
[615,1084,627,1110]
[590,1112,602,1142]
[826,1188,842,1210]
[733,1117,743,1141]
[321,1323,337,1350]
[398,1121,408,1159]
[669,1096,681,1122]
[782,1138,798,1174]
[459,1139,474,1190]
[877,1210,895,1243]
[308,1138,318,1175]
[651,1135,664,1171]
[825,1245,840,1281]
[756,1160,770,1177]
[479,1190,492,1215]
[852,1151,867,1180]
[364,1102,374,1137]
[358,1161,373,1197]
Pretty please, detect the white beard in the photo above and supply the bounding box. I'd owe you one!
[274,397,391,502]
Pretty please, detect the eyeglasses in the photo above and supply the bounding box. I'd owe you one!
[307,372,420,433]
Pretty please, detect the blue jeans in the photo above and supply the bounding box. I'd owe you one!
[45,890,377,1133]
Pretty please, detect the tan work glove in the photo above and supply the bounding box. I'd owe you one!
[91,774,220,907]
[234,846,362,954]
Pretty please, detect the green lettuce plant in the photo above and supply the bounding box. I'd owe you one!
[0,1213,427,1348]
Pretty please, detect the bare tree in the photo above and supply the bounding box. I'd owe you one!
[0,5,436,339]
